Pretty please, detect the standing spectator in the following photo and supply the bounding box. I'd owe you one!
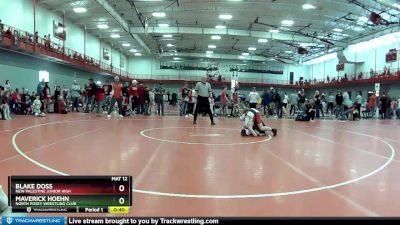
[289,90,299,116]
[53,81,61,112]
[0,89,11,120]
[95,83,105,113]
[220,85,228,117]
[103,80,112,112]
[187,85,195,116]
[368,91,377,117]
[327,92,335,114]
[274,89,282,118]
[180,82,189,116]
[148,88,155,115]
[231,89,239,117]
[137,82,145,114]
[314,90,322,119]
[70,80,81,112]
[262,89,270,116]
[107,76,123,118]
[155,82,166,116]
[42,82,51,113]
[193,76,215,125]
[248,87,259,109]
[0,19,3,33]
[84,78,96,113]
[143,86,150,115]
[335,91,344,119]
[379,93,388,119]
[4,80,11,92]
[37,78,46,98]
[355,92,362,117]
[396,96,400,118]
[129,80,139,114]
[283,92,289,110]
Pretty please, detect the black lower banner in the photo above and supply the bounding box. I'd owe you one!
[66,218,400,225]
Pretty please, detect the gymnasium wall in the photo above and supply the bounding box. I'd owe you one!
[307,42,400,81]
[0,49,113,92]
[0,0,127,71]
[128,57,309,82]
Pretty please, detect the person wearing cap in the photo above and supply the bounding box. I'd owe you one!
[155,82,166,116]
[193,76,215,125]
[107,76,123,118]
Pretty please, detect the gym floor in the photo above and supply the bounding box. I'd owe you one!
[0,114,399,216]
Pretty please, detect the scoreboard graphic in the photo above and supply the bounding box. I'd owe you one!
[8,176,132,213]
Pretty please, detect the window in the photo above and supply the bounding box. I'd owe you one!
[39,70,49,82]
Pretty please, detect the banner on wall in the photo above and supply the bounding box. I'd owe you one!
[375,83,380,97]
[53,20,66,41]
[103,48,110,61]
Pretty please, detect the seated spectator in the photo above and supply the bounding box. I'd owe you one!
[33,94,45,117]
[4,28,12,38]
[396,97,400,118]
[0,90,11,120]
[57,96,67,114]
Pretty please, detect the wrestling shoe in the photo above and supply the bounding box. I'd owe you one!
[211,122,216,126]
[272,129,277,136]
[241,129,247,136]
[193,120,196,124]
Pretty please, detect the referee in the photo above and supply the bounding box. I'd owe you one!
[193,76,215,125]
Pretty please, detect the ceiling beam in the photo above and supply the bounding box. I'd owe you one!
[131,26,347,48]
[93,0,151,54]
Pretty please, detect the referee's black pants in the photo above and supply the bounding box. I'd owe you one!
[193,96,214,123]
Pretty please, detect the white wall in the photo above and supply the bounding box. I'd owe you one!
[307,41,400,81]
[128,56,308,83]
[0,0,127,69]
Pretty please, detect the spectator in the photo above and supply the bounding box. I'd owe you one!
[335,91,344,119]
[84,78,96,113]
[137,82,145,114]
[368,91,377,117]
[33,94,45,117]
[4,80,10,92]
[57,96,67,114]
[0,19,3,33]
[129,80,138,114]
[148,88,155,115]
[327,92,335,114]
[248,87,259,109]
[396,96,400,118]
[180,82,189,117]
[220,85,228,117]
[42,82,51,113]
[379,93,388,119]
[70,80,81,112]
[37,78,46,98]
[0,89,11,120]
[95,83,105,113]
[282,92,289,110]
[355,92,362,117]
[274,89,282,118]
[155,82,166,116]
[289,90,298,116]
[262,89,270,116]
[314,90,323,118]
[107,76,123,118]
